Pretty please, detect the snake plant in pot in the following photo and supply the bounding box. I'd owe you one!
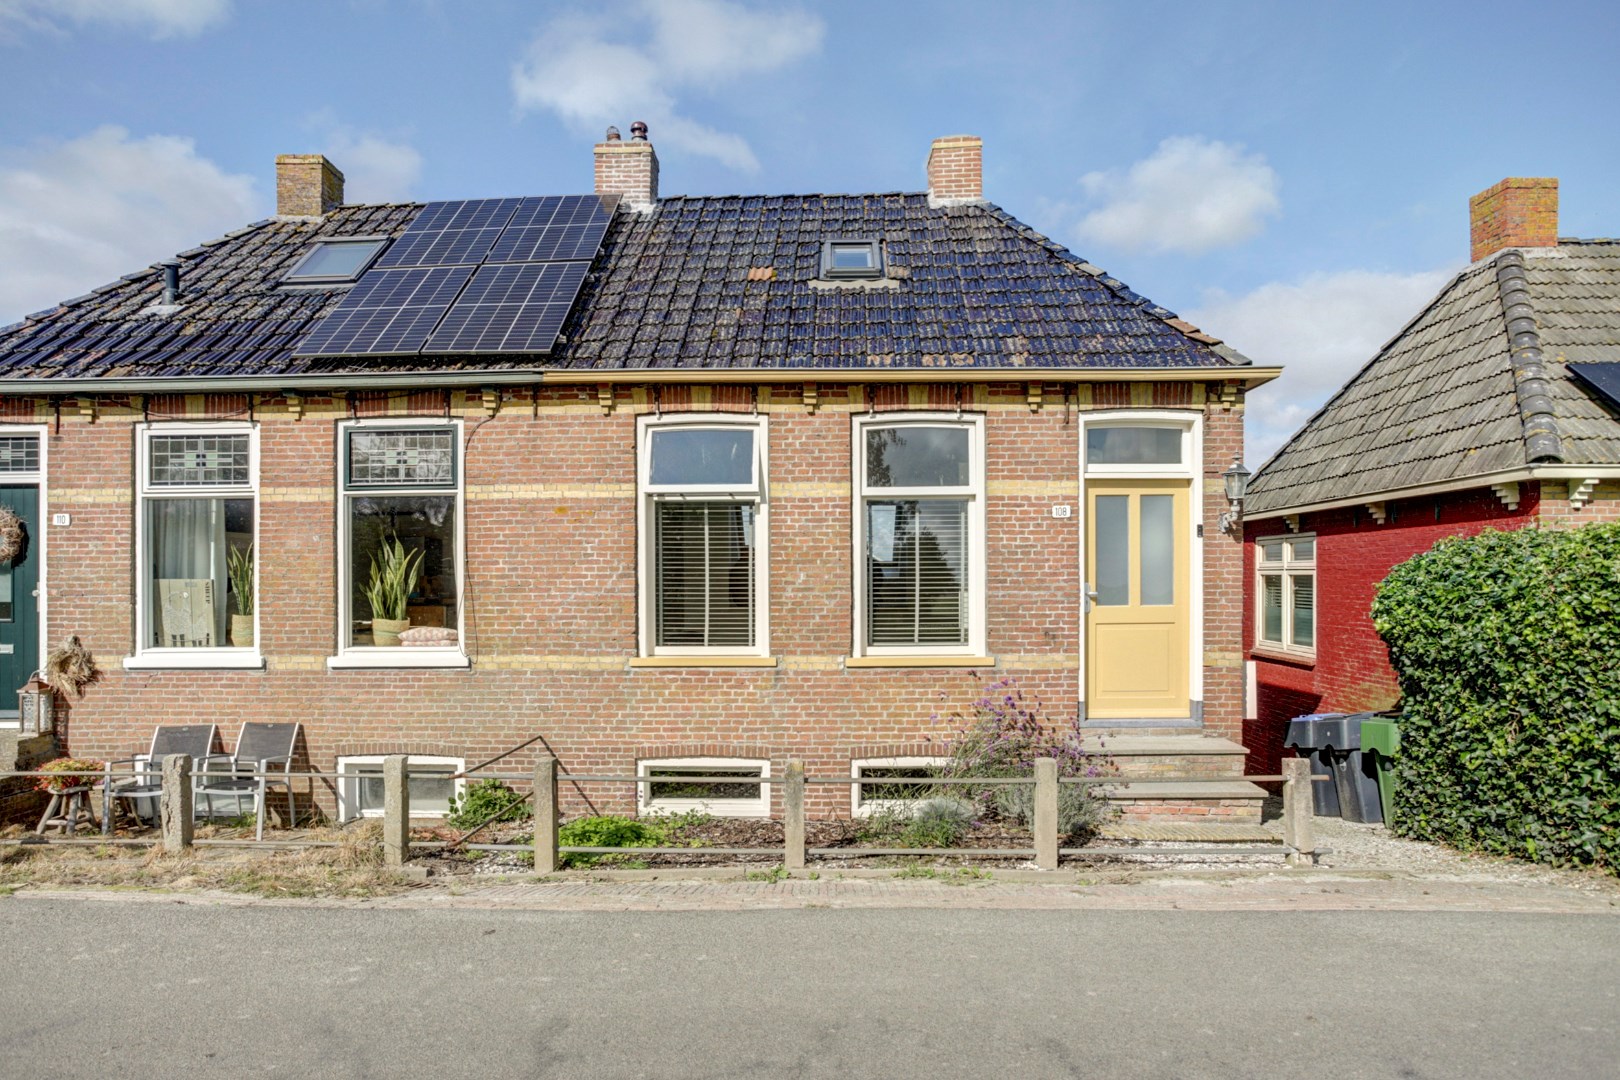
[227,542,255,647]
[364,534,423,646]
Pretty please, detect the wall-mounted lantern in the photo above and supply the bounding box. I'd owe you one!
[1219,457,1251,534]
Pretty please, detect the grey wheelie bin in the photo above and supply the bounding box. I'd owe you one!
[1283,714,1341,817]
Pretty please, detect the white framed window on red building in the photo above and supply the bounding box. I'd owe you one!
[1256,534,1315,658]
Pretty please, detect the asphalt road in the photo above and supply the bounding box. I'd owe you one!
[2,896,1616,1079]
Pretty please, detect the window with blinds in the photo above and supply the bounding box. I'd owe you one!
[640,419,767,656]
[1257,534,1316,656]
[655,502,756,647]
[858,419,982,655]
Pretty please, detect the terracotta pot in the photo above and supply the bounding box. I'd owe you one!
[372,617,409,647]
[230,614,254,648]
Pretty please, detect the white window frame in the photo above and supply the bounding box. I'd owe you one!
[1255,532,1317,659]
[852,412,986,658]
[127,421,262,670]
[636,414,770,658]
[1082,420,1195,476]
[330,418,469,670]
[849,755,947,817]
[636,756,771,818]
[335,754,464,822]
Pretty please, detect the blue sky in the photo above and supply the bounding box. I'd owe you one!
[2,0,1618,458]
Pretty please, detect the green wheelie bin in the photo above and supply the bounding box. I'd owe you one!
[1360,716,1401,827]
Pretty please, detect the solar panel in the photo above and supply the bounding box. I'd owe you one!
[424,262,589,354]
[486,195,616,264]
[292,266,476,356]
[372,198,524,269]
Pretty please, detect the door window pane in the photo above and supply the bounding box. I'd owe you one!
[1139,494,1175,606]
[649,428,754,486]
[655,502,756,647]
[348,496,457,647]
[0,562,11,622]
[1086,426,1182,465]
[147,497,253,648]
[0,436,40,473]
[867,500,967,646]
[1261,574,1284,643]
[1093,494,1129,606]
[1291,574,1315,648]
[865,427,970,487]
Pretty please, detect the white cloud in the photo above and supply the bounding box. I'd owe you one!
[306,116,422,203]
[0,126,259,323]
[0,0,230,39]
[1075,136,1280,255]
[1186,268,1458,464]
[511,0,824,172]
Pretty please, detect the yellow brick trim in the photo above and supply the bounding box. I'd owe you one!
[770,481,850,498]
[465,483,636,500]
[999,653,1083,670]
[844,655,995,669]
[986,480,1079,497]
[52,487,130,504]
[627,655,779,669]
[476,654,628,671]
[779,655,845,671]
[267,656,329,672]
[261,486,334,503]
[1203,650,1244,667]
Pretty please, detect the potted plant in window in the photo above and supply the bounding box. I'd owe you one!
[228,542,254,647]
[364,534,423,647]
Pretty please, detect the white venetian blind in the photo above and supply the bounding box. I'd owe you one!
[867,500,968,646]
[655,502,755,648]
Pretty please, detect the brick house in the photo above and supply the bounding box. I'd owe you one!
[0,130,1282,823]
[1242,178,1620,772]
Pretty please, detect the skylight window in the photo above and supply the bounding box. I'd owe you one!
[821,239,883,279]
[283,238,388,284]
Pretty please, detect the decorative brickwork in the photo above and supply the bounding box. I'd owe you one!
[26,380,1240,820]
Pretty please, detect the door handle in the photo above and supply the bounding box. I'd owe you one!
[1083,582,1099,613]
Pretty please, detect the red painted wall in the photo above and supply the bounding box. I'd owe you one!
[1241,484,1540,775]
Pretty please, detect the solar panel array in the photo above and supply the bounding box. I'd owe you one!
[293,194,616,358]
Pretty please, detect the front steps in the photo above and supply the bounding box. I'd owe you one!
[1088,734,1268,824]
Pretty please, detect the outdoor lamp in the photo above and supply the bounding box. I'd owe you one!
[18,674,55,737]
[1219,457,1251,533]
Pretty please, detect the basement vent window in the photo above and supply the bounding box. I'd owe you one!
[820,239,883,279]
[282,238,388,284]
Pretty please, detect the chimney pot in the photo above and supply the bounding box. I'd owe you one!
[1469,177,1558,262]
[275,154,344,217]
[595,123,659,212]
[161,260,181,305]
[927,135,984,207]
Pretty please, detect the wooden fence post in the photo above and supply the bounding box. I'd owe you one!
[1034,757,1059,871]
[382,755,409,868]
[783,760,806,871]
[533,757,559,875]
[160,753,193,854]
[1282,756,1316,866]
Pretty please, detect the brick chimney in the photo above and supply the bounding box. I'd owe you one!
[276,154,344,217]
[927,135,984,206]
[1469,177,1558,262]
[594,122,659,211]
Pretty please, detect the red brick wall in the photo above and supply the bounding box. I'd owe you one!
[25,381,1241,819]
[1242,483,1539,775]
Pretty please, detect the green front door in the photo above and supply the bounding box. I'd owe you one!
[0,486,39,716]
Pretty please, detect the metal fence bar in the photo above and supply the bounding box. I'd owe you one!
[810,847,1038,857]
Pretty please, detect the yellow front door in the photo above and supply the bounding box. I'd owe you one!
[1085,478,1191,719]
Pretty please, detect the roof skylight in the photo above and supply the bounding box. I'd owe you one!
[821,239,883,279]
[283,238,388,284]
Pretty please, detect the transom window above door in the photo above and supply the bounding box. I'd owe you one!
[1084,424,1187,469]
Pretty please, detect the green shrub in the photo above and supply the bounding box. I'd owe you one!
[900,797,975,848]
[557,815,669,868]
[992,783,1108,840]
[1372,524,1620,872]
[445,779,532,831]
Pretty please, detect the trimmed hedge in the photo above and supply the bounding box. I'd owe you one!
[1372,524,1620,872]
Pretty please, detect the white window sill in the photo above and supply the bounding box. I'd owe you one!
[844,655,994,669]
[628,655,779,668]
[1251,645,1316,667]
[327,650,471,670]
[123,652,266,671]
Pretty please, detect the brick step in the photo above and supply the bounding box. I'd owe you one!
[1101,780,1269,824]
[1093,735,1250,781]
